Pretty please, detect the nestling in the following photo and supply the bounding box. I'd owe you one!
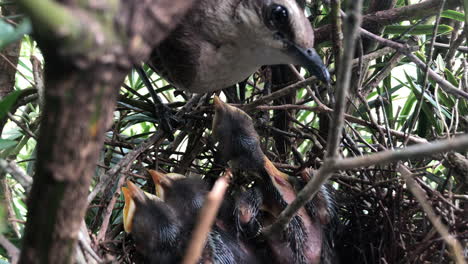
[211,96,337,264]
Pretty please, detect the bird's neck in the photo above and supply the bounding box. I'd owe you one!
[263,156,289,184]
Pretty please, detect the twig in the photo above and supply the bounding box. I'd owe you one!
[7,113,37,140]
[335,134,468,170]
[182,171,230,264]
[435,41,468,53]
[405,0,446,143]
[96,171,127,243]
[243,77,318,111]
[0,53,35,88]
[0,234,20,264]
[315,0,462,43]
[2,178,20,238]
[88,95,202,203]
[77,222,101,264]
[359,28,468,100]
[256,103,427,144]
[0,159,33,192]
[398,165,466,264]
[263,0,364,234]
[87,132,164,203]
[331,0,343,72]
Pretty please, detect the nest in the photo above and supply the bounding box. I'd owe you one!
[90,69,467,263]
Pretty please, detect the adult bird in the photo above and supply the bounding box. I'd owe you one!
[148,0,330,94]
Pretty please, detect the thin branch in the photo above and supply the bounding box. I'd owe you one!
[182,172,230,264]
[435,42,468,53]
[263,0,364,234]
[398,165,466,264]
[7,113,37,140]
[360,28,468,100]
[335,134,468,170]
[0,159,33,192]
[0,234,20,264]
[315,0,461,43]
[88,95,201,203]
[405,0,446,141]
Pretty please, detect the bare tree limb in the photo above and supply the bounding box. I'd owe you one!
[336,134,468,170]
[263,0,364,234]
[0,234,20,264]
[398,165,466,264]
[182,172,230,264]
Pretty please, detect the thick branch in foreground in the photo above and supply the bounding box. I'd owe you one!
[18,61,128,264]
[17,0,196,263]
[182,173,230,264]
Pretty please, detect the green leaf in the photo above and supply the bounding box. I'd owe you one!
[384,25,453,35]
[441,10,465,22]
[0,90,22,119]
[0,139,18,150]
[0,18,31,50]
[464,0,468,28]
[444,69,458,87]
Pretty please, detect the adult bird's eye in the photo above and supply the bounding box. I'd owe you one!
[269,4,289,28]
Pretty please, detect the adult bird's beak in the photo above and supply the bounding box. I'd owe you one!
[288,44,330,84]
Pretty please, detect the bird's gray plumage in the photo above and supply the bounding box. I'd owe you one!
[149,0,329,93]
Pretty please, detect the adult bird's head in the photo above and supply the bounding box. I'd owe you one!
[238,0,330,83]
[149,0,330,93]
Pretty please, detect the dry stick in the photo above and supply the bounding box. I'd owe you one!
[244,47,396,112]
[359,28,468,100]
[256,104,427,144]
[96,171,128,243]
[407,53,468,100]
[335,134,468,170]
[331,0,343,71]
[0,161,101,262]
[398,165,466,264]
[0,234,20,264]
[0,159,33,192]
[182,173,230,264]
[436,42,468,52]
[78,222,102,263]
[315,0,462,44]
[87,131,166,203]
[0,53,36,88]
[405,0,446,144]
[2,178,21,238]
[243,77,317,111]
[87,94,202,203]
[263,0,364,235]
[363,51,404,92]
[7,113,37,140]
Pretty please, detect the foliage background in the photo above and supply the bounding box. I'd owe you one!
[0,0,467,263]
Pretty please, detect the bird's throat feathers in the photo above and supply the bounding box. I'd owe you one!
[263,156,289,186]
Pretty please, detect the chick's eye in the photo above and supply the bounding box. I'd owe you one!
[270,5,289,27]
